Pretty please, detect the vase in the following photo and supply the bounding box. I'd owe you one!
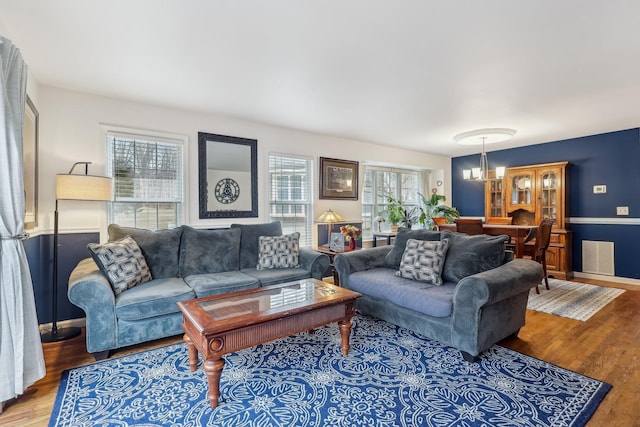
[349,239,356,250]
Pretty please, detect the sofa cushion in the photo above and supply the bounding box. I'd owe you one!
[396,238,449,286]
[231,221,283,269]
[349,268,456,318]
[242,267,310,287]
[440,230,509,283]
[115,277,195,321]
[108,224,182,279]
[183,271,260,298]
[179,226,241,276]
[256,232,300,270]
[385,228,441,269]
[88,236,152,296]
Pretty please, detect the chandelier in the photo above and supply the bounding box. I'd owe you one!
[455,128,516,182]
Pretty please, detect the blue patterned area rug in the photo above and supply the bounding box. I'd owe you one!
[49,316,610,427]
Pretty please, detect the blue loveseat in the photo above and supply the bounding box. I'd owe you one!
[334,228,544,361]
[68,221,329,360]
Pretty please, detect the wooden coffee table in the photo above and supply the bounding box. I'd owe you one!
[176,278,361,408]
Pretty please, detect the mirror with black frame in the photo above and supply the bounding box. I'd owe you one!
[198,132,258,219]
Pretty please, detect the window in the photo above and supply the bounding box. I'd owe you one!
[361,166,423,239]
[269,153,313,246]
[106,130,185,230]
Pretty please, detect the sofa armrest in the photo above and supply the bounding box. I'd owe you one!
[334,246,393,288]
[299,248,330,280]
[67,258,118,353]
[450,258,543,357]
[454,258,543,308]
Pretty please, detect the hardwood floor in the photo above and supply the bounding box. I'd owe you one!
[1,277,638,427]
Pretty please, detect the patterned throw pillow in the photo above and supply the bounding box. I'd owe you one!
[88,235,153,296]
[256,232,300,270]
[395,238,449,285]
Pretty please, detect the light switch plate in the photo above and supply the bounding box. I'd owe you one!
[593,185,607,194]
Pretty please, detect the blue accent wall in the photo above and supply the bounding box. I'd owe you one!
[24,232,100,324]
[452,128,640,280]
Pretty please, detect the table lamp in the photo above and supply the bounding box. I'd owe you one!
[373,216,385,232]
[316,209,343,245]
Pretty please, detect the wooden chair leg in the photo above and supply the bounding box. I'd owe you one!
[541,255,550,290]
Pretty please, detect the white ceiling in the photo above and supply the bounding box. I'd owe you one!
[2,0,640,156]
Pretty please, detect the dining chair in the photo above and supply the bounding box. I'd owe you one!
[486,217,513,225]
[523,218,554,293]
[454,218,484,235]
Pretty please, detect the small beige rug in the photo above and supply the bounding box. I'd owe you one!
[527,278,625,321]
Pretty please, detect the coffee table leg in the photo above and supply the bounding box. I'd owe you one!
[338,319,353,355]
[183,334,198,372]
[204,357,225,408]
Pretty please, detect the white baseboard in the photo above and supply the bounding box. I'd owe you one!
[39,317,86,334]
[573,272,640,287]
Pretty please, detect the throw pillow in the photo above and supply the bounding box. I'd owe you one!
[231,221,283,269]
[440,230,509,283]
[88,235,153,296]
[108,224,182,279]
[179,226,241,277]
[395,238,449,285]
[384,228,441,269]
[256,232,300,270]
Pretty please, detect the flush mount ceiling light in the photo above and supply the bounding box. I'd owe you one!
[454,128,517,145]
[455,128,516,182]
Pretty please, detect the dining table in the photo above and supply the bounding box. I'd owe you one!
[438,223,537,258]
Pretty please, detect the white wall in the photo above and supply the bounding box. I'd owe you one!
[35,85,451,241]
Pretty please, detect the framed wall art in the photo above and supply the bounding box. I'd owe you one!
[319,157,358,200]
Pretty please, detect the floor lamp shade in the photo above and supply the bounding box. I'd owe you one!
[56,174,112,201]
[41,172,112,343]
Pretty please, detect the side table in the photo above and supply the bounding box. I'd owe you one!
[314,246,360,286]
[372,231,397,247]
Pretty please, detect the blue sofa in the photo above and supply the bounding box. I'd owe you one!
[334,229,544,361]
[68,221,329,360]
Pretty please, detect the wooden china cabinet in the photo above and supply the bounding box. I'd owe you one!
[485,161,573,279]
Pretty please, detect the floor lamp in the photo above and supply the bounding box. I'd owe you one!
[316,209,343,246]
[41,162,112,343]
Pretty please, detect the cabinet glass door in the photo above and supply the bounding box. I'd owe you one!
[540,171,559,222]
[510,173,533,207]
[488,179,504,217]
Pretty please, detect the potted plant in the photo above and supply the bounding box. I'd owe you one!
[386,197,420,230]
[385,197,407,231]
[418,192,460,230]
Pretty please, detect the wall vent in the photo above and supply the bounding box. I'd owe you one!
[582,241,615,276]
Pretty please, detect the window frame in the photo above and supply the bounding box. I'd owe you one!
[268,152,314,247]
[361,166,423,239]
[102,125,188,230]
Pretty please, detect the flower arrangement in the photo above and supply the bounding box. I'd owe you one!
[340,225,361,241]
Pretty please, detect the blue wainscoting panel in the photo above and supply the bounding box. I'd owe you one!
[570,223,639,280]
[25,232,100,324]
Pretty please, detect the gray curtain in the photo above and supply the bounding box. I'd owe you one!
[0,36,45,404]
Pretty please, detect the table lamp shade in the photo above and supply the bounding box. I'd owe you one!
[56,174,112,201]
[317,209,343,223]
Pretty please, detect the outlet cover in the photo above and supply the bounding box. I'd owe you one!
[616,206,629,215]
